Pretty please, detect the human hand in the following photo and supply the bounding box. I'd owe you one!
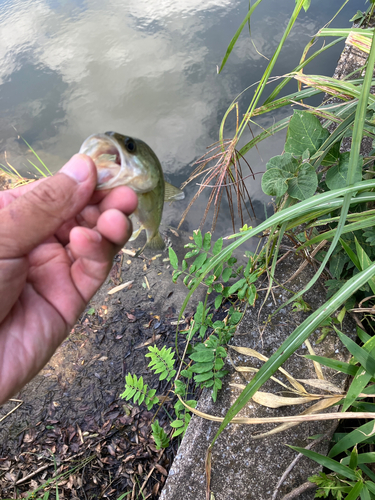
[0,154,138,405]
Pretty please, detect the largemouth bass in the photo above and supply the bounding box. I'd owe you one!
[79,131,184,255]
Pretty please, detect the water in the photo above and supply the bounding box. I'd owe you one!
[0,0,367,239]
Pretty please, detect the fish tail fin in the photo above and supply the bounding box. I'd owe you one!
[146,230,166,250]
[134,230,165,258]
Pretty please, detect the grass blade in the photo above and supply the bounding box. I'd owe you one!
[218,0,263,73]
[304,355,359,376]
[289,446,358,480]
[329,419,375,458]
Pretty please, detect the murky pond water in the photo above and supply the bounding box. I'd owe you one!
[0,0,367,238]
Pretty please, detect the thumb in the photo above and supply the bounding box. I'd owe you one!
[0,154,98,259]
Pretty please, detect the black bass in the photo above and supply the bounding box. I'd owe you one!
[79,131,184,254]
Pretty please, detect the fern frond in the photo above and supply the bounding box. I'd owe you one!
[120,373,159,411]
[151,420,170,449]
[146,346,176,381]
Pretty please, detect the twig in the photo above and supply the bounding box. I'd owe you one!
[15,463,52,485]
[139,449,164,496]
[280,481,317,500]
[0,400,23,423]
[271,421,337,500]
[16,450,88,485]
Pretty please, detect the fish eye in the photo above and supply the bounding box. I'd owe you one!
[124,138,136,154]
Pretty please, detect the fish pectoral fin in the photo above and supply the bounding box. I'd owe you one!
[129,226,145,242]
[164,182,185,201]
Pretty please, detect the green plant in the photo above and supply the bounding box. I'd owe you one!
[151,420,170,450]
[120,374,159,411]
[119,4,375,498]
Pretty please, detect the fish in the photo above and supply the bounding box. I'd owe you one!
[79,132,184,255]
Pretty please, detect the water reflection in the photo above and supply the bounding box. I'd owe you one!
[0,0,366,240]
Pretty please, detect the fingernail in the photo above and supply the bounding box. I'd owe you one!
[61,155,91,183]
[86,230,102,243]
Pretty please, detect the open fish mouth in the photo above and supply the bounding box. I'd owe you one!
[79,133,129,189]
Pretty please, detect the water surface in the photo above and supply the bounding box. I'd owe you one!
[0,0,367,237]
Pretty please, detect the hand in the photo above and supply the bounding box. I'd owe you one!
[0,154,138,405]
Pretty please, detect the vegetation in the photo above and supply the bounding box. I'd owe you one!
[120,1,375,498]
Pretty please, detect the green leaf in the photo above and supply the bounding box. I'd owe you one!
[189,350,215,363]
[193,229,202,248]
[214,295,223,309]
[247,284,257,306]
[170,419,184,428]
[329,252,348,280]
[172,271,183,283]
[349,445,358,470]
[321,141,340,167]
[342,453,375,466]
[340,237,361,270]
[182,260,188,271]
[212,238,223,255]
[298,0,311,11]
[285,110,330,157]
[214,263,223,280]
[355,237,375,294]
[335,328,375,376]
[345,480,364,500]
[194,371,214,383]
[87,307,95,315]
[326,152,363,190]
[218,0,263,73]
[168,247,178,270]
[222,267,233,282]
[329,419,375,458]
[185,249,200,259]
[203,232,212,251]
[191,362,214,373]
[227,278,247,296]
[193,252,208,270]
[289,446,358,480]
[214,358,224,371]
[342,335,375,411]
[261,153,298,197]
[287,162,318,200]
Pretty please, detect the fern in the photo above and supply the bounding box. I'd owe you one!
[151,420,170,449]
[145,345,176,381]
[120,374,159,411]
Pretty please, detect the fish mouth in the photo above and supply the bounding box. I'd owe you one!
[79,133,129,189]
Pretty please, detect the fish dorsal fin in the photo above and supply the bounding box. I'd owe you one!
[164,182,185,201]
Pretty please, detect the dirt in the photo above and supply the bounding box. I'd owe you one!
[0,224,206,500]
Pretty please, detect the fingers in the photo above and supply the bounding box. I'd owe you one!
[0,257,28,324]
[0,155,97,259]
[54,186,138,245]
[68,209,132,304]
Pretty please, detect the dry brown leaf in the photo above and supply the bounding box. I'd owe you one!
[229,345,307,394]
[233,366,299,393]
[230,385,320,408]
[135,335,161,349]
[297,379,343,394]
[304,339,324,380]
[154,463,168,476]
